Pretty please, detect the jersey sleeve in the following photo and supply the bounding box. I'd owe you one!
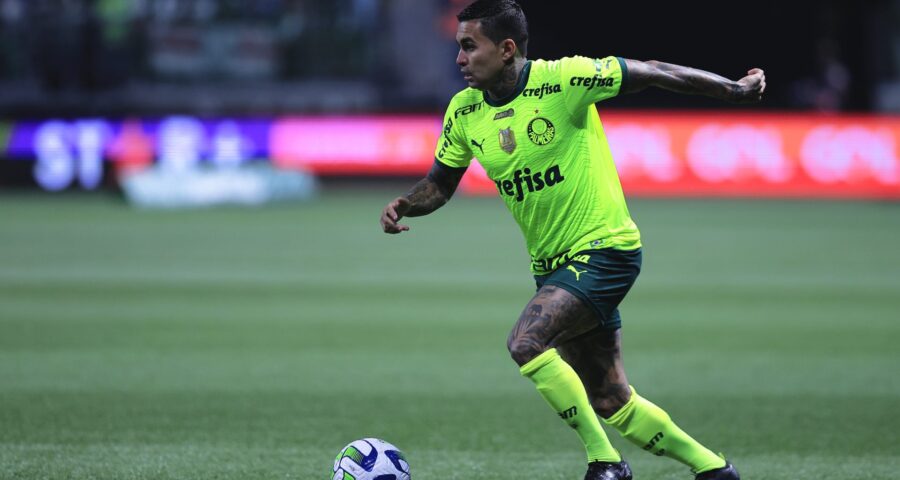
[561,55,626,114]
[434,96,473,168]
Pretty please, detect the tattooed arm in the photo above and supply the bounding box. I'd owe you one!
[622,59,766,103]
[380,159,467,234]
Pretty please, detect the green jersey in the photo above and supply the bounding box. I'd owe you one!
[435,55,641,275]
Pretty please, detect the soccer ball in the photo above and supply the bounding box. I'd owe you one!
[332,438,411,480]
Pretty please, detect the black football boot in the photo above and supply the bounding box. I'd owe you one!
[695,462,740,480]
[584,459,633,480]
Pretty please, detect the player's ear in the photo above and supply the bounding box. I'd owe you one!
[500,38,517,63]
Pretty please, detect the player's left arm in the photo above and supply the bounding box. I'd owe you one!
[622,59,766,103]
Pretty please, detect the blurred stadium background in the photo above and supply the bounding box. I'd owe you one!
[1,1,898,479]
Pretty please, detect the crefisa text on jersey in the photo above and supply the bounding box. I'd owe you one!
[570,75,615,90]
[493,165,565,202]
[522,83,561,99]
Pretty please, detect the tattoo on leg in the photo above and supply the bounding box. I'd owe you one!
[558,329,632,418]
[507,286,597,367]
[597,383,632,418]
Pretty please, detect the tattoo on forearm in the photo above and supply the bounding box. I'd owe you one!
[403,162,465,217]
[646,60,738,101]
[403,176,447,217]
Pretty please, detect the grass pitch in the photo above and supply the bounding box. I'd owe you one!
[0,191,898,479]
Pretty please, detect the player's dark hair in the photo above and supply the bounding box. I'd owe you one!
[457,0,529,57]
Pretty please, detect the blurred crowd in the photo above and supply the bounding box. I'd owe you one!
[0,0,897,114]
[0,0,379,88]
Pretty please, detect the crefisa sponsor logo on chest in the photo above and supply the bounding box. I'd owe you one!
[493,165,566,202]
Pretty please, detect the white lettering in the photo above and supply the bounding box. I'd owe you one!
[74,120,110,189]
[800,126,898,184]
[33,121,74,191]
[158,116,204,172]
[607,124,680,182]
[686,124,790,183]
[211,120,249,168]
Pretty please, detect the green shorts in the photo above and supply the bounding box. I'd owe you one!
[534,248,642,330]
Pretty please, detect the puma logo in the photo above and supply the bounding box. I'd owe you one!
[471,138,485,154]
[567,265,587,281]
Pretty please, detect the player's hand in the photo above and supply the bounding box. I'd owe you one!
[381,196,411,234]
[732,68,766,103]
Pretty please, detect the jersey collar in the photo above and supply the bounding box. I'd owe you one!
[483,60,532,108]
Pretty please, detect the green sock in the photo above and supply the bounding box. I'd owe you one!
[520,349,621,463]
[603,386,727,473]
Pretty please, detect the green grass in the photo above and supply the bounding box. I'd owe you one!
[1,191,898,479]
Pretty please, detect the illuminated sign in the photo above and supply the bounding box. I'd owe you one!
[2,113,898,199]
[460,113,900,199]
[269,116,441,175]
[5,117,270,191]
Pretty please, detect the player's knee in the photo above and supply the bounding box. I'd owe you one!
[506,337,545,367]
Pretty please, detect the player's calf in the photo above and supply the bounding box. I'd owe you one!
[557,327,633,418]
[586,382,632,419]
[520,349,622,464]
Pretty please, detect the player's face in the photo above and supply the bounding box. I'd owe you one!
[456,21,506,90]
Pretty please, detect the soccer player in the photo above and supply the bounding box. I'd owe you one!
[380,1,765,479]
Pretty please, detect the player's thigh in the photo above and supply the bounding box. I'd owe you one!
[507,285,598,366]
[537,248,642,331]
[557,327,631,418]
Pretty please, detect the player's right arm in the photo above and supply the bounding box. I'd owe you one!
[380,160,467,234]
[381,94,473,234]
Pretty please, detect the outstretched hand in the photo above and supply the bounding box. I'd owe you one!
[380,196,411,234]
[733,68,766,103]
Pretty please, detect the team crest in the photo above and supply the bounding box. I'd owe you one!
[527,117,556,146]
[498,128,517,154]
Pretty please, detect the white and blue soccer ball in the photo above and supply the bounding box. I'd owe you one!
[332,438,411,480]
